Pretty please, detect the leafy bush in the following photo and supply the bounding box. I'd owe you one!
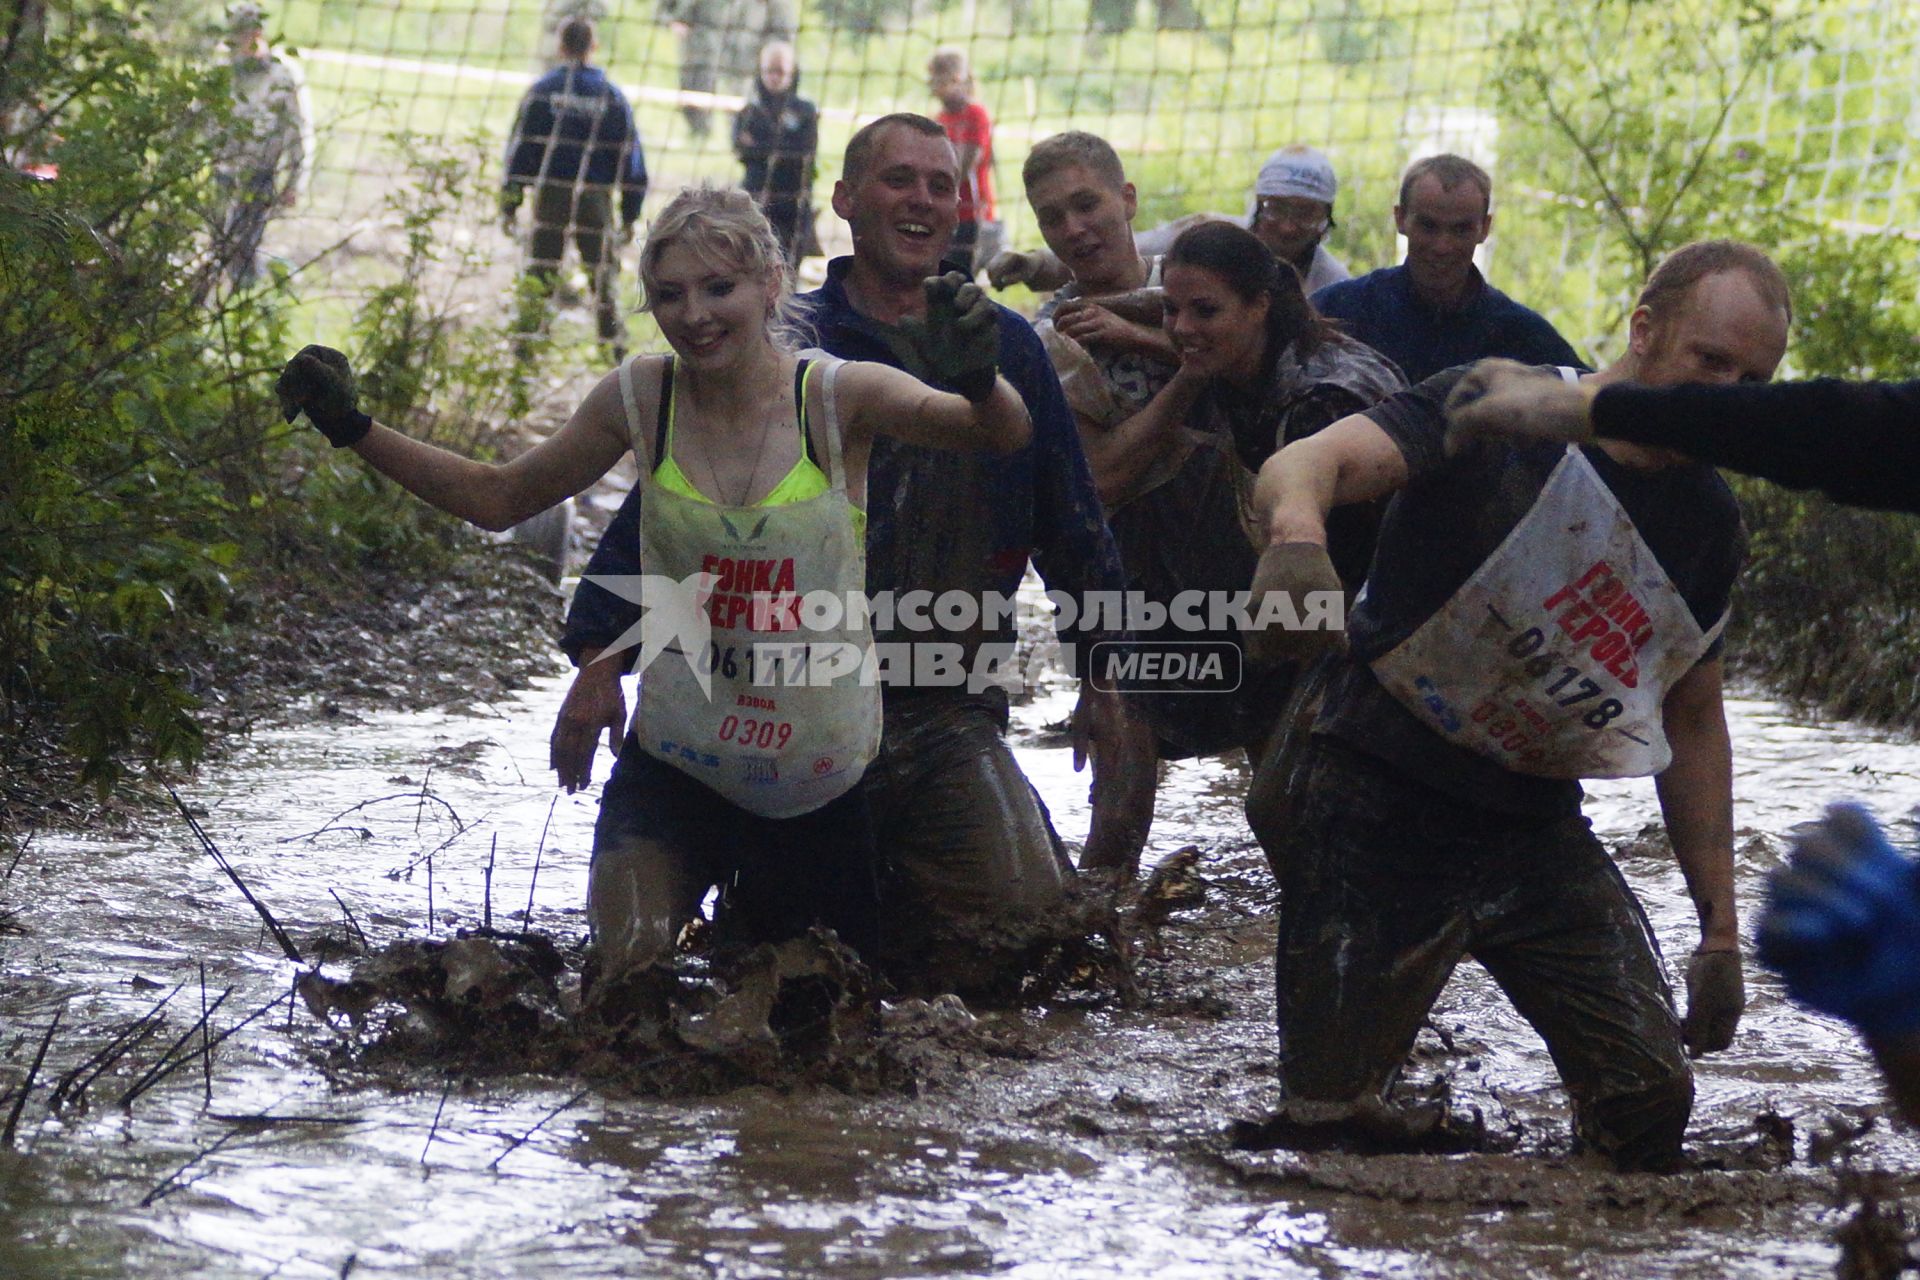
[1,7,550,801]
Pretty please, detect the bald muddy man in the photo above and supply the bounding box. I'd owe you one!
[1248,240,1793,1170]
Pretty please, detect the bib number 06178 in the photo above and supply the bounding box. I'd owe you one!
[1507,627,1624,729]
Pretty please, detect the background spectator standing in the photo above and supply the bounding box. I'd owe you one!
[929,47,997,272]
[1311,153,1580,384]
[213,3,312,289]
[660,0,797,138]
[501,16,649,364]
[732,40,818,267]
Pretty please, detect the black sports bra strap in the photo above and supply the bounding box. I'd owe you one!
[654,355,674,466]
[794,358,813,463]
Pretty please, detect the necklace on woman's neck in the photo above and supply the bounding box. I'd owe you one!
[688,375,784,507]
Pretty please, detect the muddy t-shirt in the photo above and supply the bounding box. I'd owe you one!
[1314,364,1745,816]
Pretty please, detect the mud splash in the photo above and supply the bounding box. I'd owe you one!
[4,679,1920,1278]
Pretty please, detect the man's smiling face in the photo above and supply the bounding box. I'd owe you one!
[834,123,960,287]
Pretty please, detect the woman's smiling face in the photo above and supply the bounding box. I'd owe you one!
[1163,261,1269,382]
[647,240,776,368]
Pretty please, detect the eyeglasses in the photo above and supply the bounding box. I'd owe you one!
[1254,198,1332,232]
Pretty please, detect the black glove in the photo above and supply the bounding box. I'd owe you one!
[877,271,999,403]
[276,344,372,448]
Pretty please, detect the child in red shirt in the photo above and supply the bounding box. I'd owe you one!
[929,46,996,273]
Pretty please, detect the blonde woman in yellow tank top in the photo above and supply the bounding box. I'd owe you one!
[277,185,1031,980]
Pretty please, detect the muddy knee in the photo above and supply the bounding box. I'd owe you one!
[586,833,703,981]
[1575,1068,1694,1172]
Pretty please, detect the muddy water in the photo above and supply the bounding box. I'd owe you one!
[4,659,1920,1278]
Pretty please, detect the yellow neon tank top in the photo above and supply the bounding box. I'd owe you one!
[653,358,864,535]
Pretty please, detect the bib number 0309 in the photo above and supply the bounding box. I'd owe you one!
[717,715,793,750]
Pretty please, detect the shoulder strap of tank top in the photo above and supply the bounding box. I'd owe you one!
[814,357,848,496]
[617,353,646,465]
[617,354,675,472]
[1556,366,1580,384]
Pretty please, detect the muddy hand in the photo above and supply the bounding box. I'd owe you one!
[1442,358,1594,457]
[276,344,371,447]
[1243,541,1346,666]
[551,657,627,794]
[877,272,999,403]
[986,250,1039,289]
[1758,802,1920,1038]
[1682,949,1743,1057]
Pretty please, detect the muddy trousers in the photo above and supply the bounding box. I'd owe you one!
[861,690,1072,995]
[1274,740,1693,1171]
[521,182,623,348]
[589,743,882,978]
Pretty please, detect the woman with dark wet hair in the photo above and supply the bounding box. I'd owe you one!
[1080,218,1404,867]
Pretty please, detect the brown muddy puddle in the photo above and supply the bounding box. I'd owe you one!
[4,648,1920,1278]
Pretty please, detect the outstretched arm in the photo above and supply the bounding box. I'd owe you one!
[839,360,1030,454]
[278,346,634,531]
[1251,411,1408,549]
[1446,362,1920,514]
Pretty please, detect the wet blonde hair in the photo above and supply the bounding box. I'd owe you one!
[638,185,805,351]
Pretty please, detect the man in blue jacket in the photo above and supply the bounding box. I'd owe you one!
[1312,154,1581,384]
[555,114,1136,993]
[501,16,648,360]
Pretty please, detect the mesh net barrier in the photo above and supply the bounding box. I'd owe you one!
[18,0,1920,361]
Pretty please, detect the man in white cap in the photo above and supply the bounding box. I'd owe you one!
[1238,144,1348,294]
[988,143,1350,295]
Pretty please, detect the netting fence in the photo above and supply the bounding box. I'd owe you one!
[26,0,1920,365]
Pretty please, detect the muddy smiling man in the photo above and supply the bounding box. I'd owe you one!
[1246,240,1794,1170]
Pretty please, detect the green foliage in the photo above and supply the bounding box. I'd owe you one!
[1,7,541,798]
[1493,0,1920,728]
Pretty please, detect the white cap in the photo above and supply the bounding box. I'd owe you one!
[1254,146,1337,205]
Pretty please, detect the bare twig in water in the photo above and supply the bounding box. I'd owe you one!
[421,1076,454,1169]
[488,1086,588,1172]
[50,983,184,1112]
[2,827,33,881]
[279,791,466,845]
[388,814,490,881]
[3,1001,62,1147]
[426,850,435,937]
[206,1112,364,1127]
[119,989,294,1108]
[414,764,435,834]
[168,788,304,965]
[329,890,369,951]
[139,1126,248,1206]
[524,796,557,927]
[200,962,213,1107]
[119,986,234,1107]
[484,834,497,932]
